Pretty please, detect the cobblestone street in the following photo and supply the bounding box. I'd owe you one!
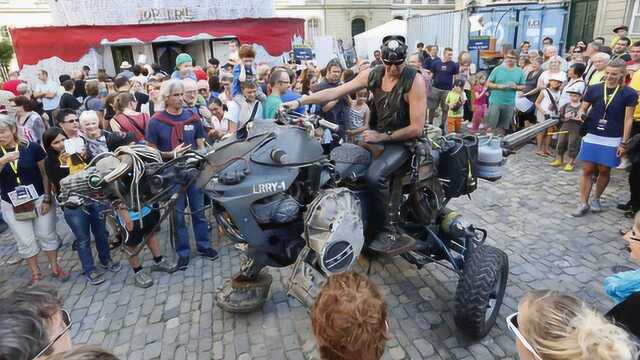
[0,145,635,360]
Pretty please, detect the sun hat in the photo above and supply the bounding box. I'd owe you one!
[120,61,132,69]
[549,72,565,82]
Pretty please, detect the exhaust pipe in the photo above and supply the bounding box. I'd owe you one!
[501,118,560,153]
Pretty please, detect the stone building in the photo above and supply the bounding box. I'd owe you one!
[275,0,455,47]
[592,0,638,42]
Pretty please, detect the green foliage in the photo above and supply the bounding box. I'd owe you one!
[0,40,14,66]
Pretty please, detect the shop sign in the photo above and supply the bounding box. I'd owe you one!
[468,35,491,50]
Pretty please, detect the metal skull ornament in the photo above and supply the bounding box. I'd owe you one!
[381,35,408,65]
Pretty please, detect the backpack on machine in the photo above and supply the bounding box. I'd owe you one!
[437,135,478,198]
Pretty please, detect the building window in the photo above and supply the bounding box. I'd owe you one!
[393,0,405,3]
[111,46,134,74]
[351,18,366,39]
[632,0,640,34]
[394,16,404,20]
[307,18,321,46]
[411,0,422,4]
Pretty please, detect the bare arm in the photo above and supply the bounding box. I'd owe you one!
[298,70,369,106]
[37,160,51,196]
[623,106,634,143]
[534,91,546,114]
[486,81,505,90]
[578,100,592,116]
[322,99,340,112]
[399,74,427,140]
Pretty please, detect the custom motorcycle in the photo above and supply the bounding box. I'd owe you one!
[58,111,557,339]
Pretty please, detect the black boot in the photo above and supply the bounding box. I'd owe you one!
[367,180,415,256]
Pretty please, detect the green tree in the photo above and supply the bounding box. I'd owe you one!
[0,39,13,68]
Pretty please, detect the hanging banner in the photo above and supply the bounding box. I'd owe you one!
[49,0,274,26]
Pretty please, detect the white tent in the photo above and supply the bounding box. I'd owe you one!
[354,19,407,62]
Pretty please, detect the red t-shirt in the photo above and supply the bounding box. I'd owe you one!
[2,79,21,95]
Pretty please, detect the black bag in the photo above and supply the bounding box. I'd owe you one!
[438,135,478,198]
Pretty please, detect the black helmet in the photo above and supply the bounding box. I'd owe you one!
[380,35,408,65]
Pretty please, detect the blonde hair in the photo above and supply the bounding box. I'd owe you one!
[79,110,99,127]
[519,290,637,360]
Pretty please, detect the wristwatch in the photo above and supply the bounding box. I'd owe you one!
[386,130,393,141]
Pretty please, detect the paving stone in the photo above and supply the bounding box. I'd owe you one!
[0,145,629,359]
[143,341,162,359]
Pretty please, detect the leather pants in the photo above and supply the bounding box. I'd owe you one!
[364,144,409,233]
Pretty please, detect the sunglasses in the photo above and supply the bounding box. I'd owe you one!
[198,88,208,93]
[63,118,79,124]
[506,313,543,360]
[33,309,72,359]
[383,59,404,66]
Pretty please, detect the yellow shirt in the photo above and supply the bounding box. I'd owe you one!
[588,70,605,85]
[446,91,465,118]
[629,70,640,121]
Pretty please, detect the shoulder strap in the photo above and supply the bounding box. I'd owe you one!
[367,66,385,92]
[545,88,559,112]
[122,114,146,134]
[249,102,259,123]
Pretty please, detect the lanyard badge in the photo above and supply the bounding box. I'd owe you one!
[1,146,20,184]
[598,86,619,131]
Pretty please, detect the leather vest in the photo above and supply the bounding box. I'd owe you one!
[367,65,417,133]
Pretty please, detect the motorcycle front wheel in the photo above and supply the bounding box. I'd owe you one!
[453,244,508,339]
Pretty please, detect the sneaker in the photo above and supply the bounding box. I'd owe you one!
[617,157,632,170]
[612,265,635,273]
[7,254,23,265]
[177,256,190,271]
[618,201,632,211]
[99,260,122,273]
[550,159,563,167]
[571,203,590,217]
[590,198,603,212]
[150,257,178,273]
[134,270,154,288]
[86,270,106,286]
[563,163,574,172]
[198,248,219,261]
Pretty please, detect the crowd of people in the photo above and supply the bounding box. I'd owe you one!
[0,23,639,360]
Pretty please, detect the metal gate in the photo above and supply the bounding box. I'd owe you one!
[566,0,598,49]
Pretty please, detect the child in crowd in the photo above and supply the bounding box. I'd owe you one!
[445,79,466,134]
[471,73,488,132]
[170,53,197,81]
[534,73,563,156]
[346,89,370,143]
[108,134,177,288]
[232,45,257,97]
[551,89,583,172]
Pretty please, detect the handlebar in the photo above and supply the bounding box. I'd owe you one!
[276,109,339,133]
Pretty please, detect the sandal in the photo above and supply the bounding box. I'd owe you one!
[52,266,71,282]
[27,272,43,287]
[624,229,640,243]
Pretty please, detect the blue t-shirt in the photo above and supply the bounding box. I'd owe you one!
[430,59,459,90]
[281,90,305,113]
[145,109,205,152]
[583,84,638,138]
[0,142,46,203]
